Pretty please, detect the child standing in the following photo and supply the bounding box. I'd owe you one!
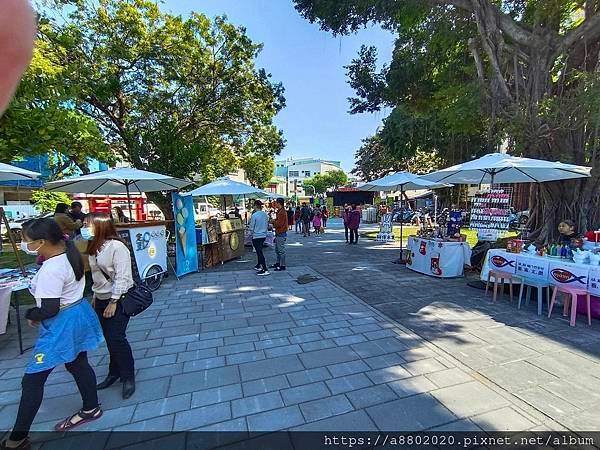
[312,211,323,235]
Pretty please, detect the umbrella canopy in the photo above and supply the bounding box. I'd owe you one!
[44,167,192,194]
[422,152,591,185]
[361,171,451,192]
[0,162,40,181]
[186,177,264,197]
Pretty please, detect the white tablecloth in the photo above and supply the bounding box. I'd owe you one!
[481,249,600,294]
[406,237,472,278]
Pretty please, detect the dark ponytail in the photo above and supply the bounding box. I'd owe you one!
[22,218,84,281]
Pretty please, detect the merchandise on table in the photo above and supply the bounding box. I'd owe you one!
[406,236,472,278]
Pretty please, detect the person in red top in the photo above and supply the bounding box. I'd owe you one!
[347,204,361,245]
[270,198,288,271]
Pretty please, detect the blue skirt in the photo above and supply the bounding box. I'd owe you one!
[26,299,104,374]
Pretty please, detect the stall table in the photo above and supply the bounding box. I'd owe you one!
[406,236,472,278]
[481,249,600,318]
[0,267,38,354]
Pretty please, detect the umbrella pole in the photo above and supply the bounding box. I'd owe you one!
[125,182,134,221]
[393,186,406,265]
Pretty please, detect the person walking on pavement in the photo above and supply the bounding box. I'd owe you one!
[294,206,301,234]
[249,200,270,276]
[300,202,311,237]
[342,204,350,243]
[83,213,137,400]
[348,204,361,245]
[287,205,294,231]
[321,206,329,231]
[270,198,288,271]
[2,219,104,450]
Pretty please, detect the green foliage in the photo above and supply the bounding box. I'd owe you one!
[304,170,348,193]
[241,154,276,188]
[0,39,114,176]
[30,189,72,213]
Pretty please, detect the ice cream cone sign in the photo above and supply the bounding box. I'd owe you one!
[179,226,187,257]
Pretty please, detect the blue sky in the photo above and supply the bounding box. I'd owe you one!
[162,0,395,172]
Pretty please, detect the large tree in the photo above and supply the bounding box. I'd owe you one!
[34,0,285,215]
[295,0,600,241]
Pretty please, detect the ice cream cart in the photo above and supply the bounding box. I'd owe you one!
[115,221,170,290]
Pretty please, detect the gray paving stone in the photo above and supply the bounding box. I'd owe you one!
[136,363,183,381]
[515,387,580,417]
[298,346,360,369]
[242,374,290,396]
[162,334,200,346]
[281,382,331,405]
[112,414,174,432]
[300,339,337,352]
[299,394,353,423]
[326,360,370,378]
[326,373,373,395]
[293,410,377,431]
[169,366,241,396]
[173,402,232,430]
[254,337,290,350]
[363,353,406,370]
[182,356,226,373]
[367,393,456,430]
[321,328,354,339]
[333,335,367,346]
[176,348,218,363]
[246,405,305,431]
[226,350,266,365]
[289,332,322,344]
[224,334,259,345]
[387,375,437,398]
[264,344,303,358]
[366,365,412,384]
[352,324,382,333]
[426,368,474,388]
[258,330,290,340]
[290,324,323,335]
[403,358,448,376]
[363,329,398,340]
[238,355,304,382]
[471,406,538,431]
[132,394,191,422]
[430,418,482,432]
[191,384,243,408]
[430,382,510,418]
[346,384,398,409]
[193,417,248,432]
[232,391,284,418]
[217,342,256,356]
[479,361,559,392]
[286,367,332,387]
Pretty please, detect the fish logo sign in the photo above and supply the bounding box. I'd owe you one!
[550,269,587,285]
[490,255,515,269]
[34,353,45,364]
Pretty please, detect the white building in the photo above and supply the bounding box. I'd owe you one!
[274,157,343,197]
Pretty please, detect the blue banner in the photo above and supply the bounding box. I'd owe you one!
[172,192,198,277]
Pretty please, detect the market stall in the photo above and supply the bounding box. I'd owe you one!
[481,247,600,318]
[45,167,193,289]
[407,236,472,278]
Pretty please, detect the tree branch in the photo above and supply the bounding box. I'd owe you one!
[552,13,600,62]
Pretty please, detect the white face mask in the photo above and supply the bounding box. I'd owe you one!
[21,240,42,255]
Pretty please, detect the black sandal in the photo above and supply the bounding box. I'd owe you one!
[0,438,30,450]
[54,406,103,432]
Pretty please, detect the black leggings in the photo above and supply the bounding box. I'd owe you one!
[349,228,359,244]
[252,238,267,270]
[10,352,98,441]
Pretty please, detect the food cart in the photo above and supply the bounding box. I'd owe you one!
[115,221,170,290]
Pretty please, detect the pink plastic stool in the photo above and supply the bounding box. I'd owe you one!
[548,285,591,327]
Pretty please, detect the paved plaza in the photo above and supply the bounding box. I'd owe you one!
[2,219,600,445]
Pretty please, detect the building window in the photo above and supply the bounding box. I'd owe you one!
[289,171,299,177]
[302,171,311,177]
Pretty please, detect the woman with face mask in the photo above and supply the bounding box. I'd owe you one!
[82,213,136,399]
[2,219,104,450]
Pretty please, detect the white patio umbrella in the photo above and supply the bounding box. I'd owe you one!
[45,168,193,220]
[186,177,267,220]
[0,162,40,181]
[361,172,451,263]
[422,152,591,185]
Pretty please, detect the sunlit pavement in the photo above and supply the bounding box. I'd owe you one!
[2,219,600,442]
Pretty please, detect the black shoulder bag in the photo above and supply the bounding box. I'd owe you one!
[99,268,153,317]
